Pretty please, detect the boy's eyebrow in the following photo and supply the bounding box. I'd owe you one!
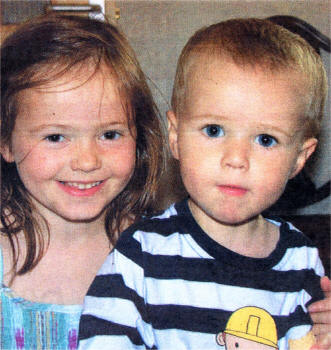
[189,114,298,138]
[255,123,297,138]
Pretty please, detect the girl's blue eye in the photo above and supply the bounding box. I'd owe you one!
[203,125,224,138]
[255,134,277,148]
[45,134,64,143]
[102,131,121,140]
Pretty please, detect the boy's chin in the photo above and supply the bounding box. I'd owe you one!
[216,214,261,227]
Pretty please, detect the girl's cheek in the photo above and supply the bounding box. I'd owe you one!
[114,153,136,177]
[110,140,136,171]
[15,145,63,176]
[10,135,42,164]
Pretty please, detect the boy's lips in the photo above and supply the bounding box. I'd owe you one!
[217,185,248,196]
[57,180,105,196]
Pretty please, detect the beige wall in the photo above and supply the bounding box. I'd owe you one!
[114,0,330,214]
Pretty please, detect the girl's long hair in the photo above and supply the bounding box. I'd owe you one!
[1,14,166,279]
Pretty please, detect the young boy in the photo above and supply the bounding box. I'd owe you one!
[79,18,328,350]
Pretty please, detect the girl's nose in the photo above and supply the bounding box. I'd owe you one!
[220,138,249,171]
[70,140,102,172]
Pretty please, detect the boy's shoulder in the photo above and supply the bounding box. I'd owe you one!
[116,200,191,250]
[125,201,187,234]
[267,216,316,248]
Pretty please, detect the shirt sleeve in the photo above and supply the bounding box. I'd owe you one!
[78,230,155,349]
[282,244,325,346]
[303,245,325,308]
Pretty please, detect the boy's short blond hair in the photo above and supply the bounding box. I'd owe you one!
[172,18,327,138]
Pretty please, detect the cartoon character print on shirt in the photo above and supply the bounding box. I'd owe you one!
[216,307,278,350]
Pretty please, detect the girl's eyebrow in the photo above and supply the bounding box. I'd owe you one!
[28,121,129,133]
[29,124,75,132]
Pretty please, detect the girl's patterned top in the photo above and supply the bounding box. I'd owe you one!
[0,247,82,350]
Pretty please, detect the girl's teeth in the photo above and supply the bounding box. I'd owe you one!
[64,181,101,189]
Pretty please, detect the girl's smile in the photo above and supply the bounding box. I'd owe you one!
[57,180,106,197]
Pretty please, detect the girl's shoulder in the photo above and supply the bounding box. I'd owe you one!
[0,234,16,285]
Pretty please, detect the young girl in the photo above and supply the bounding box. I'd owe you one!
[0,14,165,349]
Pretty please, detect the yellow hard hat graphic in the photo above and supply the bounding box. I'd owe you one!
[224,307,278,348]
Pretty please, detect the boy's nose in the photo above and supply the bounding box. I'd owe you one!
[70,140,102,172]
[220,138,249,171]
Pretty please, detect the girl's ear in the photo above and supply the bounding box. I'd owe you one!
[290,137,318,179]
[167,110,179,160]
[1,143,15,163]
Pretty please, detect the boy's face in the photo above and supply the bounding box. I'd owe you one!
[168,60,317,229]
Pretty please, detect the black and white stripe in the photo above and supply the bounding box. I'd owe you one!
[79,200,324,349]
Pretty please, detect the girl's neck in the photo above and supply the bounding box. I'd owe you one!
[1,210,111,304]
[48,215,107,244]
[31,200,108,244]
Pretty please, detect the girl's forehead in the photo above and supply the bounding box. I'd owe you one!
[32,61,118,91]
[15,67,130,128]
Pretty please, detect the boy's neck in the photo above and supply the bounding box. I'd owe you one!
[188,200,279,258]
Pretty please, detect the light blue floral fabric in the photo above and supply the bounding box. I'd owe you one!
[0,247,82,349]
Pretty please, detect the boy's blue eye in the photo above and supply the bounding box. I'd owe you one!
[102,131,121,140]
[255,134,277,148]
[203,125,224,138]
[45,134,64,143]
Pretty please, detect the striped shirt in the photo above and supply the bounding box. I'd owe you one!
[79,199,324,350]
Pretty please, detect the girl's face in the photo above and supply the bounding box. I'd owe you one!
[2,67,136,224]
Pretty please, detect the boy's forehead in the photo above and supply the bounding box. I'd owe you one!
[187,54,303,83]
[185,56,308,100]
[181,57,310,125]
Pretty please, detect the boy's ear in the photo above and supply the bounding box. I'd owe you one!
[167,110,179,160]
[1,143,14,163]
[290,137,318,179]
